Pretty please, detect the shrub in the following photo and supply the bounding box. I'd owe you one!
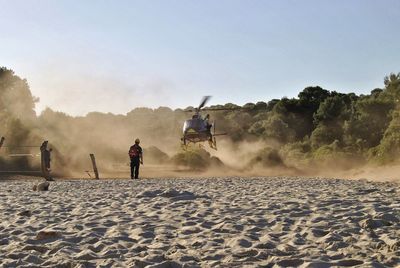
[171,148,223,170]
[371,110,400,164]
[248,147,285,168]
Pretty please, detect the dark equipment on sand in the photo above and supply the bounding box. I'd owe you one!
[0,137,51,179]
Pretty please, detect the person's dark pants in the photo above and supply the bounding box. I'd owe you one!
[130,159,140,179]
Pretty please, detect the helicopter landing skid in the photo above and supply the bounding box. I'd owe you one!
[210,144,217,150]
[208,139,217,150]
[181,141,189,151]
[180,140,217,151]
[213,136,217,150]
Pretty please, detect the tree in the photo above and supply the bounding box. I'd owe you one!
[372,110,400,163]
[0,67,39,149]
[298,86,330,112]
[313,95,348,125]
[344,97,394,148]
[0,67,38,122]
[262,114,296,143]
[310,123,342,148]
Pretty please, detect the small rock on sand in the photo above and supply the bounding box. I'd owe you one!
[18,210,32,217]
[146,260,182,268]
[33,181,50,191]
[375,213,399,223]
[359,218,392,229]
[36,230,60,240]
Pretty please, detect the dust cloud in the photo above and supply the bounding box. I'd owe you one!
[1,107,399,182]
[0,66,398,182]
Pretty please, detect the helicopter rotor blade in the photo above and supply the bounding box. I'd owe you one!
[198,96,211,110]
[201,107,242,112]
[184,107,243,113]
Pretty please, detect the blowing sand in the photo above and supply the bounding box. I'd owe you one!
[0,177,399,267]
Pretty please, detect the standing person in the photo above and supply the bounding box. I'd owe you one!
[40,141,49,180]
[44,148,52,172]
[40,141,54,181]
[40,141,48,156]
[44,148,54,181]
[129,138,143,179]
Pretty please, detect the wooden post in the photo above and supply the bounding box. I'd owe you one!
[90,154,99,179]
[0,137,5,150]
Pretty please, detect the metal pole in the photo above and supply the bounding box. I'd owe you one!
[90,154,99,180]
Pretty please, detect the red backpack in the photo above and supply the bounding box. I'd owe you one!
[129,145,140,158]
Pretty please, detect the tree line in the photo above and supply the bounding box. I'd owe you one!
[1,66,400,173]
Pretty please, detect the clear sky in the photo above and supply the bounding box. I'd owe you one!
[1,0,399,116]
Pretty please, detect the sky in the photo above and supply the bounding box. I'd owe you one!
[1,0,400,116]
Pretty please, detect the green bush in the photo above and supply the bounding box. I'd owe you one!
[171,148,223,170]
[311,141,364,169]
[371,110,400,163]
[310,123,343,149]
[248,147,286,168]
[279,140,312,166]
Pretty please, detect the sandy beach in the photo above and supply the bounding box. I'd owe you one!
[0,176,399,267]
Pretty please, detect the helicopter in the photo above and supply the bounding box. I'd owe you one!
[181,96,230,150]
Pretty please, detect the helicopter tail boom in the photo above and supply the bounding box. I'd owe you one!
[213,133,227,136]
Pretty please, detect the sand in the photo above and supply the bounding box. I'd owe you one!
[0,176,399,267]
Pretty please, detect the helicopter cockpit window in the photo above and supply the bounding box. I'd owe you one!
[183,118,207,132]
[183,120,190,132]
